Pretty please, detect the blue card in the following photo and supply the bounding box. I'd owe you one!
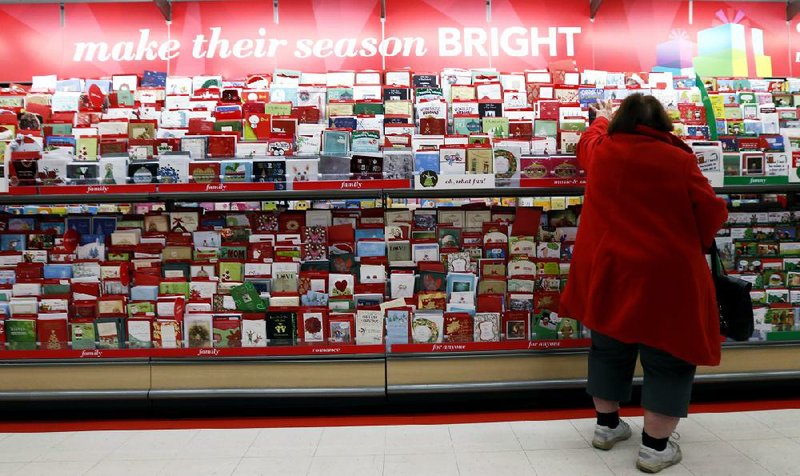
[79,234,104,246]
[66,216,92,235]
[446,273,477,297]
[385,309,411,350]
[354,228,385,241]
[329,116,358,130]
[92,217,117,236]
[356,240,386,257]
[142,71,167,88]
[0,234,26,251]
[578,88,604,108]
[414,151,440,174]
[323,130,351,155]
[43,264,73,279]
[301,291,329,307]
[0,269,16,285]
[130,285,159,301]
[269,85,298,105]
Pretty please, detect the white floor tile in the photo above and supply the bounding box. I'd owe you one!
[511,419,590,450]
[315,426,386,456]
[0,463,24,476]
[526,448,614,476]
[679,441,773,476]
[672,416,723,443]
[307,455,383,476]
[384,424,453,454]
[85,458,170,476]
[729,437,800,476]
[158,457,241,476]
[4,408,800,476]
[108,429,198,460]
[36,449,111,463]
[383,452,459,476]
[692,412,783,441]
[456,450,537,476]
[0,432,72,462]
[449,422,522,452]
[747,409,800,438]
[12,460,98,476]
[233,456,313,476]
[245,427,322,457]
[181,428,260,458]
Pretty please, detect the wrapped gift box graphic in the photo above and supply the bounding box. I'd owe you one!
[693,9,772,77]
[656,30,696,70]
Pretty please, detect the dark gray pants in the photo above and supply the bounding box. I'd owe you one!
[587,331,697,418]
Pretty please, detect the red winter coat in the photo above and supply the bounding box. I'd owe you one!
[559,117,728,366]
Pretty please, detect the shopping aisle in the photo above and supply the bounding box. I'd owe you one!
[0,408,798,476]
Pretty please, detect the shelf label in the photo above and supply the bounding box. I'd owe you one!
[150,344,386,358]
[414,173,495,190]
[291,179,411,191]
[723,176,789,186]
[519,177,587,188]
[390,339,590,353]
[0,349,152,360]
[158,182,277,194]
[38,184,158,195]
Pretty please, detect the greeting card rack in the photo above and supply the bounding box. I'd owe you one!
[0,183,798,402]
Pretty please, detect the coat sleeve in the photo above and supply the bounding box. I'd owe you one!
[576,117,609,169]
[686,156,728,250]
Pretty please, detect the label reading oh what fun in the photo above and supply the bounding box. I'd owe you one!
[414,172,496,190]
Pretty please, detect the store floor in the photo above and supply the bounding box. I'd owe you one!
[1,407,799,476]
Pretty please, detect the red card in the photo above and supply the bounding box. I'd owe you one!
[502,311,530,341]
[443,312,473,343]
[328,224,355,244]
[37,318,69,350]
[207,135,237,158]
[512,208,542,237]
[477,294,504,313]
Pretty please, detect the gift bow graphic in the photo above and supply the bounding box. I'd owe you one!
[668,29,689,41]
[712,9,749,27]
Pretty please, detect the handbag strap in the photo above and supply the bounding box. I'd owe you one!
[709,240,723,278]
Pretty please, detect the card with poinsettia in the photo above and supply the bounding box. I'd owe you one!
[212,315,241,348]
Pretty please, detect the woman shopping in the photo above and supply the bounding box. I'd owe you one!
[560,94,728,473]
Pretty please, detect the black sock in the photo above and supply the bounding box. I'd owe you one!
[596,410,619,429]
[642,431,668,451]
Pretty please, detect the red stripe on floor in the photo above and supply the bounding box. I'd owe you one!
[0,398,798,433]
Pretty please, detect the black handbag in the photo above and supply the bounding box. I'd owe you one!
[710,241,754,341]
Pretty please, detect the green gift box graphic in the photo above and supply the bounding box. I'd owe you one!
[693,9,772,78]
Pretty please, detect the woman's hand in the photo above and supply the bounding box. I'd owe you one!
[591,99,615,121]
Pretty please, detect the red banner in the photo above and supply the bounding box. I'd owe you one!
[169,0,383,77]
[383,0,592,71]
[592,0,790,77]
[62,3,169,79]
[0,5,62,83]
[0,0,795,81]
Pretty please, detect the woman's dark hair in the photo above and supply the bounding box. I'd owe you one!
[607,93,673,134]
